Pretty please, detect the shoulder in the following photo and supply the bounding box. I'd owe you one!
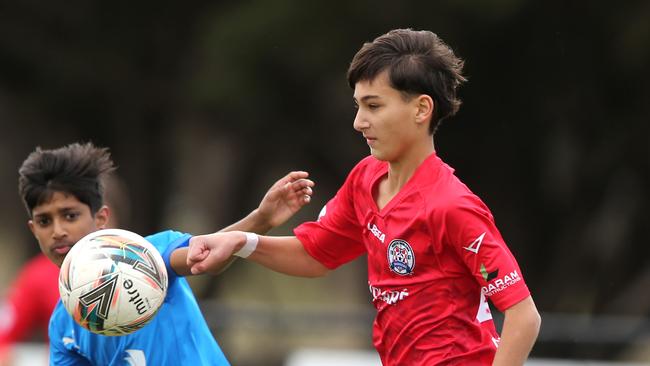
[49,301,68,321]
[426,188,494,238]
[346,155,385,184]
[145,230,189,243]
[144,230,191,252]
[48,301,72,336]
[418,165,490,221]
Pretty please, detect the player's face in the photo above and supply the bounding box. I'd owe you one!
[28,191,108,267]
[352,71,427,162]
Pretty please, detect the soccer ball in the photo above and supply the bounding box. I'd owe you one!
[58,228,168,336]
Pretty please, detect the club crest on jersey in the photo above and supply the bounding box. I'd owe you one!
[387,239,415,275]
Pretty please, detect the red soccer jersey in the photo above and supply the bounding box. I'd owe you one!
[294,153,530,365]
[0,254,60,347]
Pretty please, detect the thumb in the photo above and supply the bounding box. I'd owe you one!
[190,263,205,275]
[187,249,208,265]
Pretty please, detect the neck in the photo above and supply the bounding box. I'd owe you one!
[386,139,435,192]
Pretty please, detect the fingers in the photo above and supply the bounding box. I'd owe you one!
[302,186,313,203]
[190,261,215,275]
[187,233,243,275]
[190,263,204,275]
[289,178,314,204]
[286,171,309,181]
[190,260,213,275]
[186,237,205,264]
[270,171,314,206]
[287,180,314,194]
[282,172,314,190]
[290,178,315,190]
[187,249,208,267]
[283,177,314,192]
[187,240,220,275]
[273,171,310,193]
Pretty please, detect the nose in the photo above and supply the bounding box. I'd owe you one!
[353,110,369,132]
[52,219,68,240]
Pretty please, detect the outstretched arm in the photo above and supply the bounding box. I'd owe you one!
[187,231,329,277]
[492,296,541,366]
[170,171,315,276]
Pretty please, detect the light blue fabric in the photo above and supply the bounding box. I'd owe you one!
[49,230,229,365]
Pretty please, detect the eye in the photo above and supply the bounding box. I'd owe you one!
[64,212,80,221]
[368,103,380,110]
[36,217,51,227]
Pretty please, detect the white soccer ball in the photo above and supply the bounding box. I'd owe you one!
[58,228,168,336]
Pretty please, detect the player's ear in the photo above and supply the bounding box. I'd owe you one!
[94,205,110,229]
[414,95,434,125]
[27,220,35,236]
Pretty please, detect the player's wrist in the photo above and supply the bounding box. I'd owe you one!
[246,209,273,234]
[233,232,258,258]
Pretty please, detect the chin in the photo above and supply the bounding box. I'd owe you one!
[51,256,64,268]
[370,149,390,162]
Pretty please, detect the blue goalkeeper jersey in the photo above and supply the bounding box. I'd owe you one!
[49,230,230,366]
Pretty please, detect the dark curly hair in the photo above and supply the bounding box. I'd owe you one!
[18,142,115,217]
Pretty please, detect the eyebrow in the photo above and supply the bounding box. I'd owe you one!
[353,95,381,103]
[33,206,80,217]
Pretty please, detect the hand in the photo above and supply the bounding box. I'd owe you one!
[186,231,245,275]
[256,171,315,229]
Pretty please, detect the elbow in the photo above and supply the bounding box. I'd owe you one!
[312,267,330,278]
[524,303,542,339]
[506,296,542,338]
[294,259,330,278]
[532,309,542,336]
[292,252,330,278]
[301,264,330,278]
[528,298,542,334]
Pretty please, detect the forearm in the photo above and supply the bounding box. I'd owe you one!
[170,209,271,276]
[220,209,272,234]
[246,235,329,278]
[186,231,329,277]
[492,296,541,366]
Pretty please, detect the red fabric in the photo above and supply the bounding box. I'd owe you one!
[0,254,60,347]
[295,153,530,365]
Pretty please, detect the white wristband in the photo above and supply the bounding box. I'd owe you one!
[234,232,258,258]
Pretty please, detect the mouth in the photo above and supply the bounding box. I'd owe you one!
[52,243,74,256]
[364,136,377,145]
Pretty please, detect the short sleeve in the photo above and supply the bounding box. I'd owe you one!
[294,173,366,269]
[442,195,530,311]
[146,230,191,279]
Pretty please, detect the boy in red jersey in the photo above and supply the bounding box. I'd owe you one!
[187,29,541,365]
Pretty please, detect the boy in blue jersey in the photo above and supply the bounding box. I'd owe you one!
[17,142,314,365]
